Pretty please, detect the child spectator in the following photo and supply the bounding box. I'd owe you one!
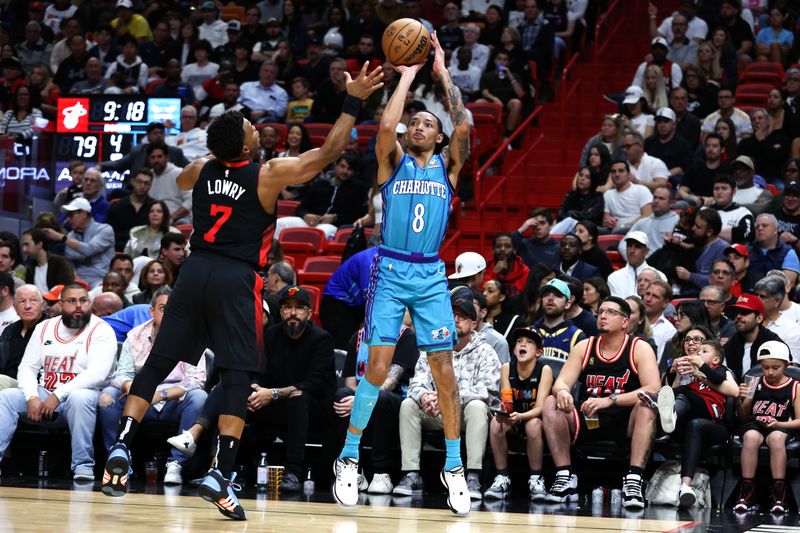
[286,77,314,123]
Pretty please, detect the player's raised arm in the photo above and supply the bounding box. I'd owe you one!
[265,62,383,188]
[176,155,215,191]
[375,61,425,184]
[431,31,470,185]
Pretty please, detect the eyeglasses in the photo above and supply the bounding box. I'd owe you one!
[700,299,722,305]
[684,335,706,344]
[61,297,90,306]
[711,269,733,276]
[280,304,308,313]
[597,308,626,317]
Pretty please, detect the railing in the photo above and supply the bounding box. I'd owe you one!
[559,52,581,139]
[592,0,627,90]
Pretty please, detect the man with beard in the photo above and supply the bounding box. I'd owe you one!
[0,283,117,480]
[169,285,335,492]
[557,234,599,282]
[675,208,729,296]
[542,296,659,508]
[710,174,753,244]
[483,233,530,298]
[723,294,783,379]
[533,279,585,361]
[147,143,191,225]
[0,284,46,391]
[768,180,800,237]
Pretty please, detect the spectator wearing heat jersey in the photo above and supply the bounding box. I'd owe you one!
[103,35,149,92]
[43,198,115,287]
[632,37,682,91]
[675,208,730,297]
[147,143,191,226]
[710,174,754,244]
[99,286,206,485]
[0,284,45,391]
[0,283,117,480]
[21,229,74,294]
[602,160,654,234]
[165,106,209,161]
[622,131,669,193]
[273,154,367,240]
[484,233,530,298]
[124,200,183,259]
[447,48,482,102]
[240,60,289,124]
[452,25,490,74]
[512,208,560,269]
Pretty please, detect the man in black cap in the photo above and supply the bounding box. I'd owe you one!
[100,121,189,173]
[768,180,800,239]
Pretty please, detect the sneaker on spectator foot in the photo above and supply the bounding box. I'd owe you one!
[733,481,757,513]
[101,443,131,497]
[280,472,301,492]
[164,461,183,485]
[198,468,246,520]
[529,474,547,501]
[73,466,95,481]
[367,473,393,494]
[657,386,676,433]
[466,472,482,500]
[392,471,424,496]
[167,430,196,457]
[545,470,578,503]
[332,457,360,507]
[440,466,471,515]
[484,474,511,500]
[357,471,369,492]
[622,473,646,509]
[771,481,788,514]
[677,483,695,509]
[637,390,658,410]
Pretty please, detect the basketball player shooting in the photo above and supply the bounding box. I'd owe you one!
[333,32,472,515]
[100,62,383,521]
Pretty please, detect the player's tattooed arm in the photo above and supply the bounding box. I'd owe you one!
[431,31,469,174]
[381,364,405,391]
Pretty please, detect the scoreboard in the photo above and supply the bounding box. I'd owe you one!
[54,95,181,190]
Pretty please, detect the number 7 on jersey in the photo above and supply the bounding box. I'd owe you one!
[203,204,233,243]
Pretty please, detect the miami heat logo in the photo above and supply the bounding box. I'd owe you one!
[62,102,88,130]
[287,287,300,296]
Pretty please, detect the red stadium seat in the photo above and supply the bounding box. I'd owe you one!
[301,284,322,324]
[304,123,333,147]
[281,255,295,267]
[277,200,299,217]
[326,227,374,254]
[355,124,378,151]
[175,224,193,240]
[607,251,625,270]
[279,227,326,265]
[220,3,245,22]
[597,234,624,251]
[466,102,503,124]
[741,62,784,88]
[735,83,773,106]
[298,256,341,292]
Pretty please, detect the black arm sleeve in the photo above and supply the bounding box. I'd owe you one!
[699,363,727,385]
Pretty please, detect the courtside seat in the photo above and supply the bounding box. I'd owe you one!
[279,227,326,266]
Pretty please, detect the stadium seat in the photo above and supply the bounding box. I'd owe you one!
[298,256,341,291]
[279,227,326,266]
[326,227,373,254]
[175,224,193,240]
[607,251,625,270]
[276,200,299,218]
[303,123,333,147]
[597,234,624,251]
[355,124,378,151]
[220,3,245,22]
[735,83,773,106]
[301,284,322,324]
[740,62,784,88]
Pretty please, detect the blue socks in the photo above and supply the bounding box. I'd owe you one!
[444,438,462,471]
[339,379,381,461]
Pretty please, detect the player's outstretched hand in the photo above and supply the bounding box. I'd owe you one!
[345,62,385,100]
[430,31,446,78]
[389,61,427,77]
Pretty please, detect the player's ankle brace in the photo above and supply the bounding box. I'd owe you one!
[444,438,462,471]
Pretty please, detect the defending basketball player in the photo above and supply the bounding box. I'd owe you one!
[100,63,383,521]
[333,32,472,515]
[543,297,660,509]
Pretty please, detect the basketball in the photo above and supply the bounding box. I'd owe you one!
[381,18,431,66]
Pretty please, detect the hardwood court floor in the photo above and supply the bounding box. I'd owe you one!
[0,485,693,533]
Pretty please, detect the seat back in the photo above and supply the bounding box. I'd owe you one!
[301,255,341,274]
[279,227,326,252]
[276,200,299,217]
[301,284,321,323]
[597,234,623,251]
[175,224,193,240]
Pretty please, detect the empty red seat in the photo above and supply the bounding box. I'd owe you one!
[326,227,374,254]
[597,234,624,251]
[279,227,326,265]
[277,200,299,217]
[303,123,333,147]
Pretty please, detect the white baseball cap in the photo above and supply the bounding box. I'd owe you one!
[623,85,645,105]
[624,230,649,248]
[62,198,92,213]
[655,107,676,122]
[448,252,487,279]
[116,0,133,8]
[757,340,791,363]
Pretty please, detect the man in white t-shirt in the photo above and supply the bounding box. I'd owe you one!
[731,155,772,208]
[452,24,490,74]
[643,279,676,361]
[0,274,19,335]
[701,88,753,142]
[623,131,668,191]
[198,1,229,49]
[447,48,482,101]
[607,231,663,297]
[43,0,77,35]
[651,0,708,43]
[603,160,654,233]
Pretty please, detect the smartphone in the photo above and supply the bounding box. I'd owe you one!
[490,407,511,418]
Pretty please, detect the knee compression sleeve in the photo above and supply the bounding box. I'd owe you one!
[218,369,251,420]
[129,354,176,400]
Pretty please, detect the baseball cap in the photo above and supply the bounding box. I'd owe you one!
[227,19,241,31]
[266,17,281,26]
[278,285,311,307]
[450,285,477,320]
[625,230,649,248]
[200,1,216,10]
[324,32,344,48]
[651,36,669,49]
[396,123,408,135]
[655,107,676,122]
[730,293,765,315]
[756,340,791,362]
[29,2,45,11]
[116,0,133,8]
[732,155,755,170]
[724,243,749,258]
[62,198,93,213]
[623,85,645,105]
[509,326,543,348]
[449,252,487,280]
[43,285,64,302]
[785,180,800,194]
[539,278,571,299]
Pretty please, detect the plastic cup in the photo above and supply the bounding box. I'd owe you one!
[267,465,284,493]
[744,375,758,398]
[585,412,600,430]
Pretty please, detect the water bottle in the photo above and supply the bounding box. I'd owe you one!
[256,452,268,488]
[303,468,315,494]
[497,65,506,80]
[591,487,605,504]
[38,450,48,478]
[610,488,622,508]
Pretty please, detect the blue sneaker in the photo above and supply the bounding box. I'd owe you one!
[198,468,247,520]
[101,443,131,497]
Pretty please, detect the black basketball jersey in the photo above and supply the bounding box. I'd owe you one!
[579,334,642,415]
[190,160,276,268]
[752,376,798,422]
[509,359,544,413]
